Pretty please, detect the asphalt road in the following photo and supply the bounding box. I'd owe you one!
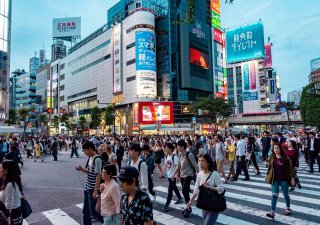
[20,151,320,225]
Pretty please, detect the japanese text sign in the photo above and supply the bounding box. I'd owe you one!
[136,31,156,72]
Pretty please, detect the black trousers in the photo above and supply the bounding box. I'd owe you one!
[262,148,268,161]
[248,152,260,172]
[117,156,122,170]
[309,151,320,172]
[166,178,182,205]
[52,150,58,161]
[148,173,156,196]
[180,176,192,204]
[304,148,309,164]
[235,155,250,179]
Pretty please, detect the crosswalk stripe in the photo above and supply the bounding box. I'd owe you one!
[42,209,80,225]
[153,210,194,225]
[223,183,320,204]
[225,179,320,197]
[258,168,320,178]
[22,220,29,225]
[76,203,83,209]
[154,186,259,225]
[174,183,320,218]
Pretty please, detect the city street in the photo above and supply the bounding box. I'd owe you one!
[21,151,320,225]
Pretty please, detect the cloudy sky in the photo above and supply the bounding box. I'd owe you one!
[10,0,320,98]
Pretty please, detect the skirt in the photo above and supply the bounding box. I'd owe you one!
[11,207,23,225]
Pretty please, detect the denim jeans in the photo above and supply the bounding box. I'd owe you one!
[83,190,103,225]
[103,214,120,225]
[202,210,219,225]
[271,180,290,211]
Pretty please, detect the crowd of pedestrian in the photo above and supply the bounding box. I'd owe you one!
[0,128,319,224]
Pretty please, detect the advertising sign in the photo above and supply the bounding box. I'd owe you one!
[226,21,265,63]
[310,58,320,71]
[211,11,221,29]
[210,0,220,14]
[138,102,174,125]
[113,23,122,94]
[136,31,157,97]
[214,28,223,44]
[270,80,275,94]
[133,103,139,125]
[190,48,209,70]
[191,21,206,40]
[242,61,258,101]
[52,17,81,38]
[264,44,272,68]
[39,49,45,66]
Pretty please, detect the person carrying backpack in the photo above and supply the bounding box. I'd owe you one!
[142,145,157,201]
[161,143,182,212]
[127,144,148,192]
[76,141,103,225]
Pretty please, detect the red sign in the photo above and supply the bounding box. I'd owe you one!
[214,28,223,44]
[264,44,272,68]
[138,102,174,125]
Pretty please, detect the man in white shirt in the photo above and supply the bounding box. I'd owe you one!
[230,134,250,181]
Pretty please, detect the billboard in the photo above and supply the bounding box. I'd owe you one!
[311,58,320,71]
[214,28,223,44]
[138,102,174,125]
[211,11,221,29]
[190,48,209,70]
[113,23,122,94]
[264,44,272,68]
[226,21,265,64]
[211,0,220,14]
[242,61,258,101]
[52,17,81,39]
[136,31,157,97]
[270,79,275,94]
[39,49,45,66]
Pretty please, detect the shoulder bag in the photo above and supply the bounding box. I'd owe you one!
[21,198,32,219]
[196,172,227,212]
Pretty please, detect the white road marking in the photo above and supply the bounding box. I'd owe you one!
[23,220,29,225]
[154,210,195,225]
[43,209,80,225]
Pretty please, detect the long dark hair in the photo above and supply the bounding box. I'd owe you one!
[0,160,22,192]
[289,140,298,151]
[271,143,290,164]
[199,154,215,172]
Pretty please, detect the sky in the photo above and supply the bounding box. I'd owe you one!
[10,0,320,99]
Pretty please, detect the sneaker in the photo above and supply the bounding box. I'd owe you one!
[230,177,238,181]
[163,205,169,212]
[183,207,192,218]
[174,198,183,204]
[298,183,302,189]
[289,187,295,192]
[266,211,275,219]
[153,192,158,202]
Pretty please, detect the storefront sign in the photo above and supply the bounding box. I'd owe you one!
[111,95,125,105]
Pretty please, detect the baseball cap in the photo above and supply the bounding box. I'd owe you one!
[116,166,139,180]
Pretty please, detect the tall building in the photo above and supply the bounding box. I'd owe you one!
[0,0,12,122]
[29,55,40,75]
[36,64,50,114]
[51,39,66,61]
[287,89,301,106]
[309,57,320,83]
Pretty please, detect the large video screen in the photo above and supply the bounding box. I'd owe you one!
[139,102,174,124]
[190,48,209,70]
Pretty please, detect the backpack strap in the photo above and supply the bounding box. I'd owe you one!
[85,155,101,169]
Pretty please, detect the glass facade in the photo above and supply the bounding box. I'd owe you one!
[0,0,11,119]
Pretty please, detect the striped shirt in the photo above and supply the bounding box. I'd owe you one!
[85,156,102,191]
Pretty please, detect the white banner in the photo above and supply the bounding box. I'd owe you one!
[52,17,81,38]
[113,23,122,94]
[136,70,156,96]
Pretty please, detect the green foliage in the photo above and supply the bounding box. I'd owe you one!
[90,106,102,129]
[53,115,60,132]
[79,116,86,130]
[18,108,30,121]
[104,105,115,126]
[300,82,320,128]
[8,109,17,125]
[60,113,70,130]
[192,95,234,125]
[39,115,48,124]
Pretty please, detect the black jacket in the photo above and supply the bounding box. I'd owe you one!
[307,138,320,155]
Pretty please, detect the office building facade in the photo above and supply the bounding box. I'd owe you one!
[287,89,301,106]
[309,57,320,83]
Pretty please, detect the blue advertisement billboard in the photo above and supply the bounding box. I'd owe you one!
[226,21,265,64]
[242,61,258,101]
[136,31,156,71]
[270,80,275,94]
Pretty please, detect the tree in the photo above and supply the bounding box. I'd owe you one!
[53,115,60,134]
[18,108,30,141]
[104,105,115,134]
[192,95,234,133]
[90,106,102,133]
[38,114,48,135]
[79,116,86,134]
[60,113,70,133]
[300,82,320,129]
[7,109,17,125]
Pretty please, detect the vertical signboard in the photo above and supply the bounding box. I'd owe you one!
[135,31,157,97]
[264,44,272,68]
[211,0,221,29]
[226,21,265,63]
[270,80,275,94]
[113,23,122,94]
[39,49,45,66]
[242,61,258,101]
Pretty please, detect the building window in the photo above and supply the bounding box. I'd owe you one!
[60,74,65,80]
[126,59,136,66]
[126,24,155,34]
[60,96,65,101]
[67,88,97,100]
[60,63,65,70]
[127,75,136,82]
[60,85,65,91]
[126,42,135,50]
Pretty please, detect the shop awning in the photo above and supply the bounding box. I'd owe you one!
[159,127,193,132]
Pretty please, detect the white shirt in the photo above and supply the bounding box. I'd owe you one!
[165,154,179,178]
[193,171,224,195]
[310,138,315,151]
[129,158,148,190]
[236,139,246,156]
[0,182,21,209]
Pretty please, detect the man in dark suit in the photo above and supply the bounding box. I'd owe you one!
[114,138,124,170]
[307,131,320,173]
[51,138,58,161]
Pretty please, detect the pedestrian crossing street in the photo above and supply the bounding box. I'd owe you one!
[23,161,320,225]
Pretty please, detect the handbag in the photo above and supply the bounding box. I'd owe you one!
[196,172,227,212]
[21,198,32,219]
[95,195,101,214]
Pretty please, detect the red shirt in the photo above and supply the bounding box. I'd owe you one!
[285,149,299,168]
[274,158,287,181]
